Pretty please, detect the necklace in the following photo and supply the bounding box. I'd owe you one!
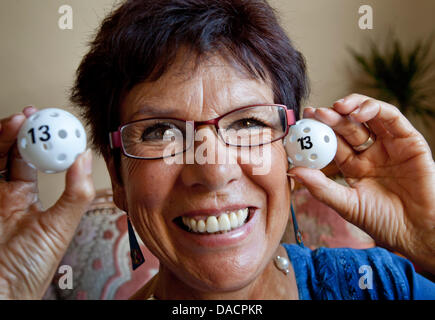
[146,255,290,300]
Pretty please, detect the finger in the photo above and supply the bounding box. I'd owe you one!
[333,134,358,171]
[348,99,416,138]
[333,133,378,178]
[8,144,38,182]
[302,106,316,119]
[352,100,390,137]
[288,166,359,223]
[40,149,95,248]
[333,93,371,114]
[22,106,38,118]
[310,107,371,147]
[0,113,27,169]
[7,107,39,182]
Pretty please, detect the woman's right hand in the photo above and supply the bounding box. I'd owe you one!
[0,107,95,299]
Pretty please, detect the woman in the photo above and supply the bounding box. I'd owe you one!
[0,0,434,300]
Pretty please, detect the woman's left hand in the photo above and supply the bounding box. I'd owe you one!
[289,93,435,273]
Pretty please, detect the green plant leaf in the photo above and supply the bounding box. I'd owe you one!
[348,34,435,126]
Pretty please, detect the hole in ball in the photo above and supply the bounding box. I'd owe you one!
[50,112,59,117]
[324,135,330,143]
[303,127,311,133]
[30,114,39,121]
[289,134,296,143]
[57,153,67,162]
[295,154,303,161]
[58,130,67,139]
[75,129,81,138]
[310,153,318,160]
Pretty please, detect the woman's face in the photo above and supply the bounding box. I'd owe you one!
[112,53,291,292]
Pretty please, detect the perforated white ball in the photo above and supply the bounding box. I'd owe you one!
[17,108,87,173]
[284,118,337,169]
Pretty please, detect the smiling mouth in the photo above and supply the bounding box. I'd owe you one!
[174,207,255,235]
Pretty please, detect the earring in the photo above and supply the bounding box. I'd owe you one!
[127,215,145,270]
[290,203,304,247]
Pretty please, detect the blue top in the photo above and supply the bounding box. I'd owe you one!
[283,244,435,300]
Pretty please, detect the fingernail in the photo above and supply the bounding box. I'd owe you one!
[83,149,93,175]
[23,105,36,113]
[334,99,345,104]
[287,173,296,177]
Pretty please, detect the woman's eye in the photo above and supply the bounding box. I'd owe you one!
[141,123,180,141]
[228,118,267,130]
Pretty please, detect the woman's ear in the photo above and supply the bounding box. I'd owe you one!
[104,151,128,212]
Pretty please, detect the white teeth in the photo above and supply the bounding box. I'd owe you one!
[189,218,197,232]
[218,214,231,231]
[180,208,250,234]
[197,220,206,232]
[229,212,238,228]
[182,217,188,226]
[237,208,248,225]
[206,216,219,233]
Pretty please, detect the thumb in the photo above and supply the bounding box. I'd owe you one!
[289,166,358,222]
[40,149,95,250]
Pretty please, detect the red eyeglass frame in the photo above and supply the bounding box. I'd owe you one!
[109,104,295,158]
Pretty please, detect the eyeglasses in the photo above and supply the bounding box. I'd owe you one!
[109,104,295,159]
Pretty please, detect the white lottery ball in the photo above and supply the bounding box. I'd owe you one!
[284,118,337,169]
[17,108,87,173]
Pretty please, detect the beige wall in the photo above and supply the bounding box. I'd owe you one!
[1,0,434,208]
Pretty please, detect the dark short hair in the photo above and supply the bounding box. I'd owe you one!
[71,0,308,157]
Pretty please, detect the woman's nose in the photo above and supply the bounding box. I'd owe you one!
[180,127,242,191]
